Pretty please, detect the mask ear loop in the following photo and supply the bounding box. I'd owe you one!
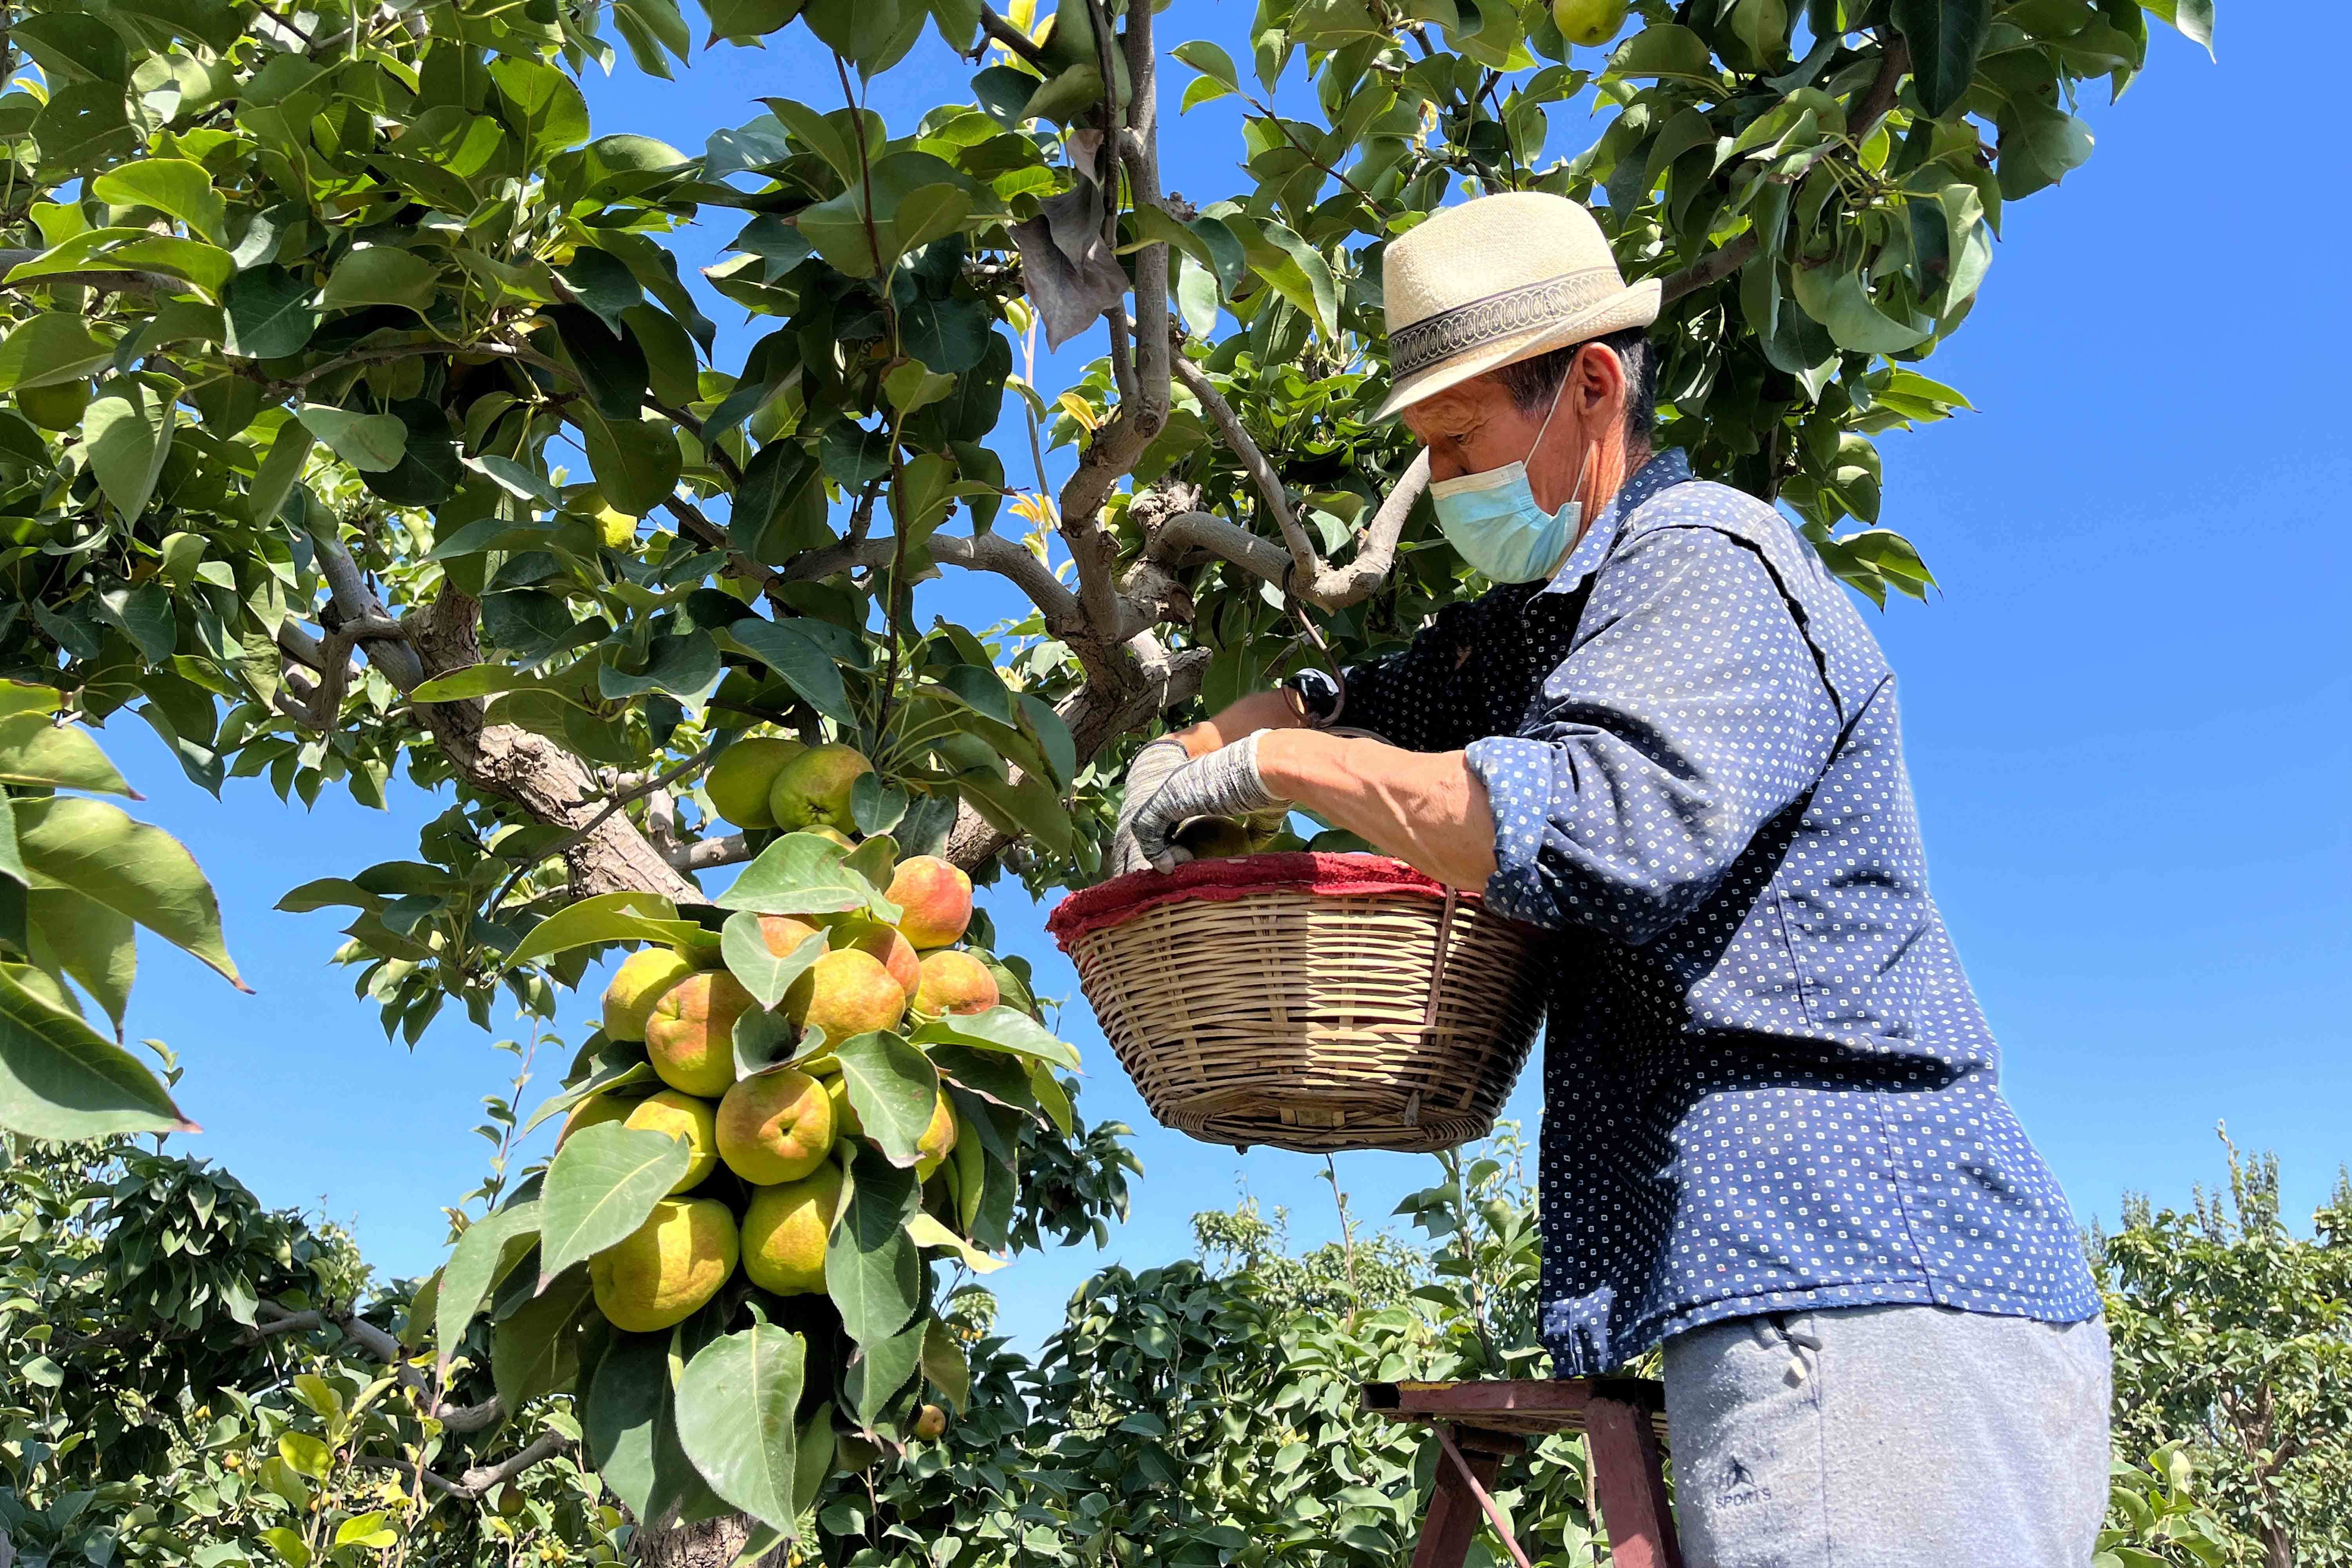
[1527,361,1595,519]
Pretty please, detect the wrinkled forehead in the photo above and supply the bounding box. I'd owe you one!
[1399,374,1510,437]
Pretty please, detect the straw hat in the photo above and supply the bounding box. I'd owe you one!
[1375,192,1661,422]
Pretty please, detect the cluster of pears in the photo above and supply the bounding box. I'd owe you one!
[702,733,871,839]
[571,845,1002,1336]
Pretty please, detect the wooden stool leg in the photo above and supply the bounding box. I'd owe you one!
[1586,1396,1683,1568]
[1411,1426,1501,1568]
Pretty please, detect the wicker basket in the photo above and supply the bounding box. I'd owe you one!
[1045,853,1548,1154]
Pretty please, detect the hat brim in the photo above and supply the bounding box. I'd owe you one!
[1373,278,1664,423]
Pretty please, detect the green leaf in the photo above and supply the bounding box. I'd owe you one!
[24,886,136,1027]
[1015,694,1077,788]
[33,79,137,169]
[849,1316,925,1427]
[833,1031,940,1168]
[490,58,592,154]
[278,1433,331,1481]
[1890,0,1990,118]
[91,159,229,244]
[882,359,954,414]
[675,1316,807,1532]
[502,891,702,973]
[81,380,174,523]
[920,1315,971,1413]
[223,266,321,359]
[247,423,313,525]
[0,966,194,1138]
[0,314,114,393]
[318,247,442,313]
[723,618,855,726]
[580,410,683,516]
[1791,263,1931,354]
[295,404,407,473]
[14,795,241,987]
[1173,38,1240,89]
[701,0,810,44]
[826,1142,922,1346]
[904,1211,1006,1274]
[584,1329,675,1520]
[333,1514,395,1550]
[539,1122,691,1285]
[908,1005,1080,1071]
[951,766,1072,856]
[799,152,973,277]
[926,662,1016,726]
[435,1200,541,1376]
[493,1264,592,1408]
[2139,0,2213,54]
[0,714,131,794]
[716,833,902,922]
[719,911,826,1011]
[1604,22,1717,81]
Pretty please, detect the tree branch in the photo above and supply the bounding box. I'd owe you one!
[668,833,753,872]
[350,1432,574,1501]
[786,529,1088,640]
[0,250,184,296]
[1147,449,1428,611]
[1122,0,1172,423]
[1660,35,1910,304]
[1168,354,1317,577]
[977,5,1051,70]
[308,525,426,689]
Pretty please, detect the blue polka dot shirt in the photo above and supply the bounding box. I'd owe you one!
[1341,450,2101,1376]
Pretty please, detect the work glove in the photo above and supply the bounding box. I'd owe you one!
[1109,737,1195,877]
[1127,733,1286,873]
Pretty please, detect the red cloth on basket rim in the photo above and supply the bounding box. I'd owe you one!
[1044,852,1475,949]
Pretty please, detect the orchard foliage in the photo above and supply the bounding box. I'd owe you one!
[2098,1134,2352,1568]
[0,0,2216,1541]
[0,684,240,1142]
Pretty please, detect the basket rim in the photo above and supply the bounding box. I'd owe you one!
[1045,851,1483,951]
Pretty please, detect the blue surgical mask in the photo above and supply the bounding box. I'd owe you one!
[1426,384,1590,584]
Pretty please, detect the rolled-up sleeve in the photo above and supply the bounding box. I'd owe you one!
[1464,528,1840,944]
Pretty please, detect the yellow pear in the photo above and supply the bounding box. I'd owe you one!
[588,1198,737,1333]
[740,1163,844,1296]
[715,1070,835,1185]
[601,949,697,1043]
[914,1091,958,1181]
[623,1089,720,1193]
[1553,0,1628,48]
[706,736,806,829]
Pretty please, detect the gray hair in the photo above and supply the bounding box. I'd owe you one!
[1494,326,1659,454]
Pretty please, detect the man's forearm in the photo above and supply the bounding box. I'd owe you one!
[1173,690,1303,758]
[1256,729,1497,891]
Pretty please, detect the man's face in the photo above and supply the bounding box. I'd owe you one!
[1401,344,1615,514]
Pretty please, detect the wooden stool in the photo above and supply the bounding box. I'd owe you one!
[1362,1379,1682,1568]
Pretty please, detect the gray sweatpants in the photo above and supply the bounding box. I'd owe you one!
[1661,1304,2112,1568]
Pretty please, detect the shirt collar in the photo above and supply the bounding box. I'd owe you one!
[1539,448,1693,596]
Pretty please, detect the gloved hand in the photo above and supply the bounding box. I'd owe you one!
[1109,737,1195,877]
[1127,732,1286,873]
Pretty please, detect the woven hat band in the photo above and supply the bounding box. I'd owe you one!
[1388,265,1624,381]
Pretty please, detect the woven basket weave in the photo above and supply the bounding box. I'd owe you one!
[1046,853,1548,1154]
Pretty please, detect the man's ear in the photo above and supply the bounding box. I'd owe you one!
[1572,341,1628,421]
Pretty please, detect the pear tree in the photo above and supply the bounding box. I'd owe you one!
[0,0,2214,1554]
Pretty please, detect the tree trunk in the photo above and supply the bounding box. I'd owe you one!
[2263,1522,2292,1568]
[632,1512,785,1568]
[411,587,700,904]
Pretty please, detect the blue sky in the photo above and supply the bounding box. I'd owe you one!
[102,0,2348,1350]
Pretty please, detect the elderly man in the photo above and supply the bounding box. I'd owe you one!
[1114,192,2111,1566]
